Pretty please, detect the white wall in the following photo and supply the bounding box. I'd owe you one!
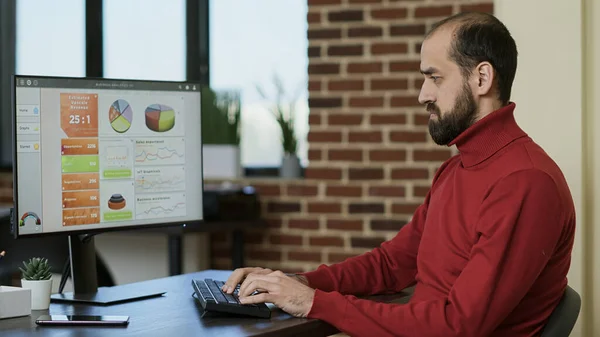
[494,1,596,336]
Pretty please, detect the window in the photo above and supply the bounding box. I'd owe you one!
[16,0,86,77]
[103,0,186,81]
[209,0,309,168]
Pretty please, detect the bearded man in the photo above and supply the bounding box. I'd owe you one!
[223,11,576,337]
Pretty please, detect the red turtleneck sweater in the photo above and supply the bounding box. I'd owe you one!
[301,103,576,337]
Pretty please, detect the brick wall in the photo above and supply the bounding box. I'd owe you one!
[210,0,493,271]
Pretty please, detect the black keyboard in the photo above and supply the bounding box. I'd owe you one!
[191,278,271,319]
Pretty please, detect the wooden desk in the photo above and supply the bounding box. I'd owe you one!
[0,269,412,337]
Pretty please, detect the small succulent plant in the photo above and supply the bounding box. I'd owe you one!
[19,257,52,281]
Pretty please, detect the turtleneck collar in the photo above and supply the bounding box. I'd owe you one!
[447,102,528,168]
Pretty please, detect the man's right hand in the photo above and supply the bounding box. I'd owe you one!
[222,267,309,294]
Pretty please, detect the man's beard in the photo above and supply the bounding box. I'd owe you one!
[427,83,478,145]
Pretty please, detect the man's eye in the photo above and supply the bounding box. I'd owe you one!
[431,76,440,82]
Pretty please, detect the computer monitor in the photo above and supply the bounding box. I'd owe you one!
[11,75,204,304]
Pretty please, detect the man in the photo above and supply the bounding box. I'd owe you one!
[223,12,576,337]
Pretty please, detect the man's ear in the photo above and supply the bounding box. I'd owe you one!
[474,62,494,96]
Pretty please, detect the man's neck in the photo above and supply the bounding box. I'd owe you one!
[476,98,504,121]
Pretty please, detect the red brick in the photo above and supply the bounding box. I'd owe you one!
[307,131,342,143]
[327,219,363,231]
[308,80,321,91]
[253,184,281,196]
[308,28,342,40]
[389,131,428,143]
[460,3,494,14]
[413,149,453,161]
[369,186,405,197]
[308,63,340,75]
[414,78,425,90]
[287,185,318,197]
[371,219,407,231]
[348,26,383,38]
[348,131,382,143]
[305,168,343,180]
[288,251,322,262]
[289,219,320,230]
[349,97,384,107]
[415,6,453,18]
[351,237,386,248]
[371,8,407,19]
[308,113,321,126]
[392,203,421,215]
[414,185,430,197]
[390,61,420,72]
[348,203,385,214]
[308,0,341,5]
[308,149,322,160]
[307,12,321,23]
[370,113,407,125]
[390,24,426,36]
[270,234,303,246]
[328,10,363,22]
[348,0,381,3]
[414,113,430,126]
[308,202,342,214]
[371,79,408,90]
[310,236,345,247]
[309,97,343,108]
[369,149,406,161]
[308,46,320,58]
[328,79,364,91]
[326,185,362,197]
[328,44,363,57]
[391,95,420,107]
[329,253,358,263]
[265,218,283,229]
[347,62,383,74]
[328,149,363,161]
[391,168,429,179]
[267,202,301,213]
[371,43,408,55]
[348,168,384,180]
[328,114,363,125]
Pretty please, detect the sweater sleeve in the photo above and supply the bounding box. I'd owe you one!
[301,197,428,295]
[306,169,568,337]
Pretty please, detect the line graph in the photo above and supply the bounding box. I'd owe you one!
[135,137,185,166]
[135,166,186,193]
[135,192,186,220]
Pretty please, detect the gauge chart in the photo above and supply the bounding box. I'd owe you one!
[108,99,133,133]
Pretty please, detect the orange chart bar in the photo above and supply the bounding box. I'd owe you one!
[63,207,100,226]
[62,190,100,208]
[62,173,100,191]
[61,138,99,155]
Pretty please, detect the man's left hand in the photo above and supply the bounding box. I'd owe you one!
[237,270,315,318]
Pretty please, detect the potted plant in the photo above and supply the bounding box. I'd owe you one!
[256,75,302,178]
[201,87,243,179]
[19,257,53,310]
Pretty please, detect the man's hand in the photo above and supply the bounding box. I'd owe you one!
[222,267,274,294]
[238,270,315,318]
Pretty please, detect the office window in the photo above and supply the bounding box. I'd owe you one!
[103,0,186,81]
[210,0,309,168]
[16,0,86,76]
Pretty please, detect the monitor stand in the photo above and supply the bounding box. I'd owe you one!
[50,235,166,305]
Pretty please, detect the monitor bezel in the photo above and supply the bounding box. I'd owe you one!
[12,74,205,239]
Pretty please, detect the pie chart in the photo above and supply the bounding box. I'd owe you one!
[109,99,133,133]
[145,104,175,132]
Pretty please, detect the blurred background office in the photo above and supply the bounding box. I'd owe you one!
[0,1,598,337]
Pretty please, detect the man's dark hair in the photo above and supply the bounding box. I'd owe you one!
[427,12,518,105]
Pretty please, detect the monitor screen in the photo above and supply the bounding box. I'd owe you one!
[13,76,204,237]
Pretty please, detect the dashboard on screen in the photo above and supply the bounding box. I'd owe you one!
[13,76,203,237]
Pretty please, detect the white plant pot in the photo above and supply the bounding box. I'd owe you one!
[202,145,242,179]
[21,279,52,310]
[280,154,302,178]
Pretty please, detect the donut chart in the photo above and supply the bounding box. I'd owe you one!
[20,212,41,227]
[109,99,133,133]
[108,194,126,210]
[145,104,175,132]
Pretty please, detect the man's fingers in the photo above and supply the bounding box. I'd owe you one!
[239,277,280,298]
[239,292,272,305]
[238,269,273,295]
[223,267,263,293]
